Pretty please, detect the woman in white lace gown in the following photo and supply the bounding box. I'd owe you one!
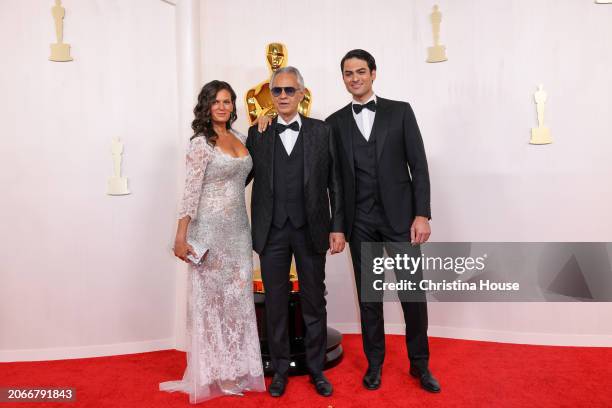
[160,80,265,403]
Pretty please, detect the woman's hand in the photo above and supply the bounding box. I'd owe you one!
[174,239,195,263]
[254,115,273,133]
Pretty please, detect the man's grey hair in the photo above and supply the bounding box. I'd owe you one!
[270,66,305,90]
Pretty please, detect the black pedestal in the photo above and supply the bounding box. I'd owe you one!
[254,292,343,376]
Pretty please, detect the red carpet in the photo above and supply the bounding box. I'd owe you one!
[1,334,611,407]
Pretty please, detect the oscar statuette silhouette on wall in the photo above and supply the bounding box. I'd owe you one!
[49,0,73,62]
[426,5,448,63]
[107,137,130,196]
[530,85,553,145]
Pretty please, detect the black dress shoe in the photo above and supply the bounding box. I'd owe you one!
[409,368,441,393]
[310,373,333,397]
[362,366,382,390]
[269,373,288,397]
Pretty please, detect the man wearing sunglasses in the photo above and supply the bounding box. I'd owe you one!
[246,66,345,398]
[325,49,440,394]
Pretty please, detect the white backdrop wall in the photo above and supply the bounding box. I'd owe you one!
[198,0,612,345]
[0,0,179,360]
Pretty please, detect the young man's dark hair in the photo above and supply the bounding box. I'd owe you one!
[340,49,377,73]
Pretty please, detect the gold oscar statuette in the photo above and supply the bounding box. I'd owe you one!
[245,43,312,124]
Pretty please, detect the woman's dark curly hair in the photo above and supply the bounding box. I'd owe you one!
[191,80,237,145]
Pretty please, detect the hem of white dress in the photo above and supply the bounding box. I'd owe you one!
[160,373,265,404]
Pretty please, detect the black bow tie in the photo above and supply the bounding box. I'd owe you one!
[353,100,376,114]
[275,121,300,133]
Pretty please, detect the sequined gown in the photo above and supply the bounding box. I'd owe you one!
[160,130,265,403]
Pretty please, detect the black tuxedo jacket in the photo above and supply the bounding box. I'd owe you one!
[325,97,431,239]
[246,114,344,254]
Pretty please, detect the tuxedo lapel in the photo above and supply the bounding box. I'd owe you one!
[263,119,277,193]
[373,97,390,161]
[340,104,355,177]
[300,114,313,187]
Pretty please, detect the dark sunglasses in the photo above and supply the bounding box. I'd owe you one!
[270,86,297,97]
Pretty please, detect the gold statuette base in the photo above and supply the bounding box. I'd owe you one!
[107,177,130,195]
[530,127,552,145]
[49,43,73,62]
[427,45,448,63]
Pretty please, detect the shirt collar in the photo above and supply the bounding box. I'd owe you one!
[277,113,301,126]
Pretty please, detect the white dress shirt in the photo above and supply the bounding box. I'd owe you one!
[352,94,377,141]
[277,113,302,155]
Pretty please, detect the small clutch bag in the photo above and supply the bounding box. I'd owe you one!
[186,240,209,265]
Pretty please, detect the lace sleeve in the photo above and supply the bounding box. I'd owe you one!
[177,137,212,220]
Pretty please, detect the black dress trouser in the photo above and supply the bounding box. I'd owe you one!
[349,203,430,372]
[259,222,327,376]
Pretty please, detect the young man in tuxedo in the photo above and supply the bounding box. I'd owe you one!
[325,49,441,393]
[246,66,345,398]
